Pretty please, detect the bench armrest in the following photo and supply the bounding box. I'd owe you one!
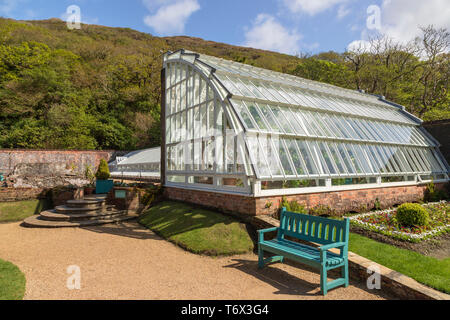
[258,227,278,242]
[318,242,347,252]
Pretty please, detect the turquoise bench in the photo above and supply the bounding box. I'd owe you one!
[258,208,350,295]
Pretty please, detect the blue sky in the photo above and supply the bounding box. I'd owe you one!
[1,0,449,55]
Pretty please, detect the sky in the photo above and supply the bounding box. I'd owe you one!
[1,0,449,55]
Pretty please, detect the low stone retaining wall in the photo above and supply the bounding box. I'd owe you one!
[0,187,48,202]
[0,187,84,206]
[165,183,446,216]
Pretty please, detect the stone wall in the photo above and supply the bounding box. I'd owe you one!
[0,149,116,189]
[165,183,446,216]
[0,187,48,202]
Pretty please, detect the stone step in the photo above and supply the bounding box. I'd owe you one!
[66,199,106,209]
[22,214,137,229]
[39,210,127,222]
[84,194,108,201]
[55,205,115,214]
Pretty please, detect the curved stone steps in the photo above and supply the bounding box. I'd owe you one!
[22,214,137,228]
[55,205,115,214]
[40,210,127,222]
[66,199,106,209]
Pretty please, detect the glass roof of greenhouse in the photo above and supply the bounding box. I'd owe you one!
[163,50,449,182]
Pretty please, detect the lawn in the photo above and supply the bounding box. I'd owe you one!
[349,233,450,294]
[139,201,254,256]
[0,199,49,223]
[0,259,26,300]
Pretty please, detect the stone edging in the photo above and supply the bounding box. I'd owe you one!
[251,215,450,300]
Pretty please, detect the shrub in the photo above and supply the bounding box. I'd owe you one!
[396,203,430,227]
[424,181,448,202]
[95,159,111,180]
[280,197,307,214]
[309,204,337,217]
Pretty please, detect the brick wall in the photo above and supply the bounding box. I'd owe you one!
[165,183,446,216]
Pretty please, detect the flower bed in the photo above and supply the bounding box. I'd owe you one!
[348,201,449,242]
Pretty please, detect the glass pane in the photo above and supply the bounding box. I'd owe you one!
[246,102,268,131]
[258,104,281,132]
[328,143,347,174]
[353,144,373,174]
[277,139,295,176]
[269,105,294,133]
[297,140,320,175]
[233,100,255,129]
[262,136,283,176]
[282,107,307,135]
[346,144,363,174]
[247,136,270,177]
[285,139,307,176]
[337,143,356,174]
[318,142,337,174]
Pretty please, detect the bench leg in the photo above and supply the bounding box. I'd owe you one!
[342,260,349,288]
[258,245,264,269]
[320,266,328,296]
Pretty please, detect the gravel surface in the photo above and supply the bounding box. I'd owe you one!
[0,221,391,300]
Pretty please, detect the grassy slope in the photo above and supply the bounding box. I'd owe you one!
[139,201,254,256]
[0,259,26,300]
[349,233,450,293]
[0,199,49,223]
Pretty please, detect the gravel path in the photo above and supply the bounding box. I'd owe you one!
[0,221,391,300]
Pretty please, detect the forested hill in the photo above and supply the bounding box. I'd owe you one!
[0,18,448,150]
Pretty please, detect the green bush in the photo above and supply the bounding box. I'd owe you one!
[424,181,448,202]
[309,204,337,217]
[95,159,111,180]
[280,196,307,214]
[396,203,430,227]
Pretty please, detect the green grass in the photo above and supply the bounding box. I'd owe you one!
[349,233,450,293]
[0,259,26,300]
[0,199,49,223]
[139,201,254,256]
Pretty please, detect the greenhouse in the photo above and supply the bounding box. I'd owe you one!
[161,50,449,213]
[109,147,160,179]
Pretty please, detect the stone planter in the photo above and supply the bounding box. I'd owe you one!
[84,187,95,195]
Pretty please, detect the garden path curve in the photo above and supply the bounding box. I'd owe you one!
[0,221,391,300]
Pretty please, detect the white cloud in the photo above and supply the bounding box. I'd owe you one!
[380,0,450,42]
[347,39,372,53]
[349,0,450,50]
[337,5,350,19]
[283,0,348,16]
[143,0,200,36]
[243,14,302,55]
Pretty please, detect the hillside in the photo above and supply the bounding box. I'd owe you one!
[0,18,448,150]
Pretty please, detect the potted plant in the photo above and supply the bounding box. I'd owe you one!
[84,165,96,195]
[95,159,114,194]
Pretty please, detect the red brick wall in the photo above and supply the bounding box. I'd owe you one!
[164,187,257,215]
[165,183,446,216]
